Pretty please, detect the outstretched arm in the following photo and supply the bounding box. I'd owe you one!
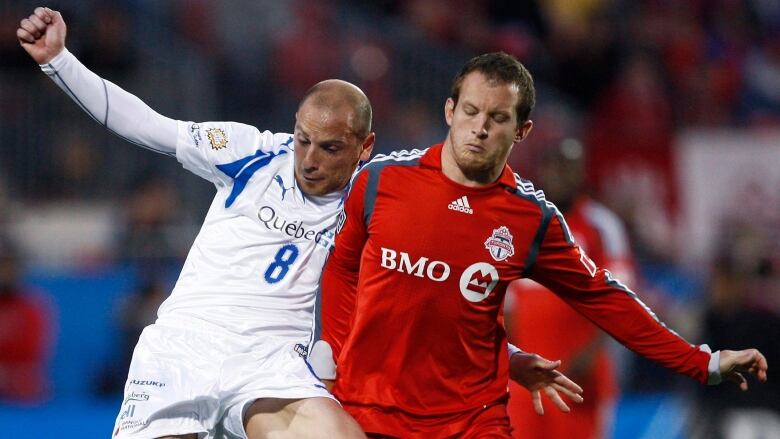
[18,7,178,156]
[530,214,768,389]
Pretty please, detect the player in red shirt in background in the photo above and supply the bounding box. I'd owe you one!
[506,139,635,439]
[0,239,53,403]
[319,52,768,438]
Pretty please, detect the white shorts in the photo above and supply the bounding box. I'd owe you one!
[112,321,334,439]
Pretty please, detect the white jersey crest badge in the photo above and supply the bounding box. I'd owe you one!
[207,128,228,150]
[484,226,515,261]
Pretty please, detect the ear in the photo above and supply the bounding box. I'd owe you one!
[514,119,533,143]
[444,98,455,127]
[359,132,375,162]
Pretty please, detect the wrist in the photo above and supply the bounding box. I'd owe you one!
[700,344,722,385]
[508,342,524,360]
[39,47,69,70]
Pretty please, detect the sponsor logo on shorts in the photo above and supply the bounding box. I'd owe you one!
[129,379,166,387]
[120,404,136,420]
[124,391,150,404]
[294,343,309,357]
[118,419,147,433]
[116,402,149,434]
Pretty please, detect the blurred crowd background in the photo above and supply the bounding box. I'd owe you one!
[0,0,779,437]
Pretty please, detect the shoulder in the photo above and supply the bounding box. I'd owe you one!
[349,148,428,186]
[270,132,295,152]
[192,121,259,148]
[508,173,556,214]
[190,122,292,154]
[508,174,575,243]
[362,148,427,172]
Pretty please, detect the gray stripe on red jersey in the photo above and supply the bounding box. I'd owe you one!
[509,177,555,277]
[361,150,423,225]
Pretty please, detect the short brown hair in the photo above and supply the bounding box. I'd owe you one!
[450,52,536,124]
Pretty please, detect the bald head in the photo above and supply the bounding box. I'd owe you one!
[298,79,372,138]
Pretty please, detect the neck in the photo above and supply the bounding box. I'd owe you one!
[441,138,502,187]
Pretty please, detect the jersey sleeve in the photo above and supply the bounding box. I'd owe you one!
[320,170,370,362]
[41,48,178,156]
[40,48,292,189]
[174,121,290,188]
[528,213,712,384]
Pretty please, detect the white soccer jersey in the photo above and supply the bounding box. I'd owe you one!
[43,46,363,439]
[160,121,344,342]
[40,49,344,346]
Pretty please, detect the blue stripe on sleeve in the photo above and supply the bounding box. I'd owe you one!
[216,149,287,207]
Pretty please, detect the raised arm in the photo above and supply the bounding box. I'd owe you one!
[17,7,178,156]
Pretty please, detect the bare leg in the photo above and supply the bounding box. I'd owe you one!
[244,397,365,439]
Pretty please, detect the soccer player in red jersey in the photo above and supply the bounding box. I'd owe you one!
[506,140,635,439]
[319,52,768,438]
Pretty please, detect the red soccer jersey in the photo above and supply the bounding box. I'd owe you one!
[0,290,52,402]
[507,196,635,439]
[321,145,710,437]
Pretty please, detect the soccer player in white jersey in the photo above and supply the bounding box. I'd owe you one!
[18,7,371,439]
[18,7,587,438]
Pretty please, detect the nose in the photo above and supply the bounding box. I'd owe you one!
[301,144,320,171]
[472,115,489,139]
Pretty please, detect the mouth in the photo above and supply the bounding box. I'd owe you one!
[302,175,324,183]
[464,143,485,153]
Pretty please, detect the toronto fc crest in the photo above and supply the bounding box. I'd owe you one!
[484,226,515,262]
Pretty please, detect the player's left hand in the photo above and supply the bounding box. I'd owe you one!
[719,348,768,391]
[510,352,584,415]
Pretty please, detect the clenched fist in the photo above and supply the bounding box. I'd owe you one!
[17,6,67,64]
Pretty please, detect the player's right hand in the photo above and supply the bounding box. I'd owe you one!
[510,352,584,415]
[17,7,66,65]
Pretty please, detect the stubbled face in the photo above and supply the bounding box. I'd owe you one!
[293,102,373,196]
[444,72,532,182]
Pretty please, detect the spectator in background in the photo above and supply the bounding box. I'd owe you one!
[117,174,185,273]
[585,51,676,259]
[506,139,636,439]
[542,0,620,107]
[739,26,780,126]
[77,3,137,81]
[271,0,341,98]
[32,128,106,199]
[0,238,53,403]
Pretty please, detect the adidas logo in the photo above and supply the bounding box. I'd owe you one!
[448,196,474,214]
